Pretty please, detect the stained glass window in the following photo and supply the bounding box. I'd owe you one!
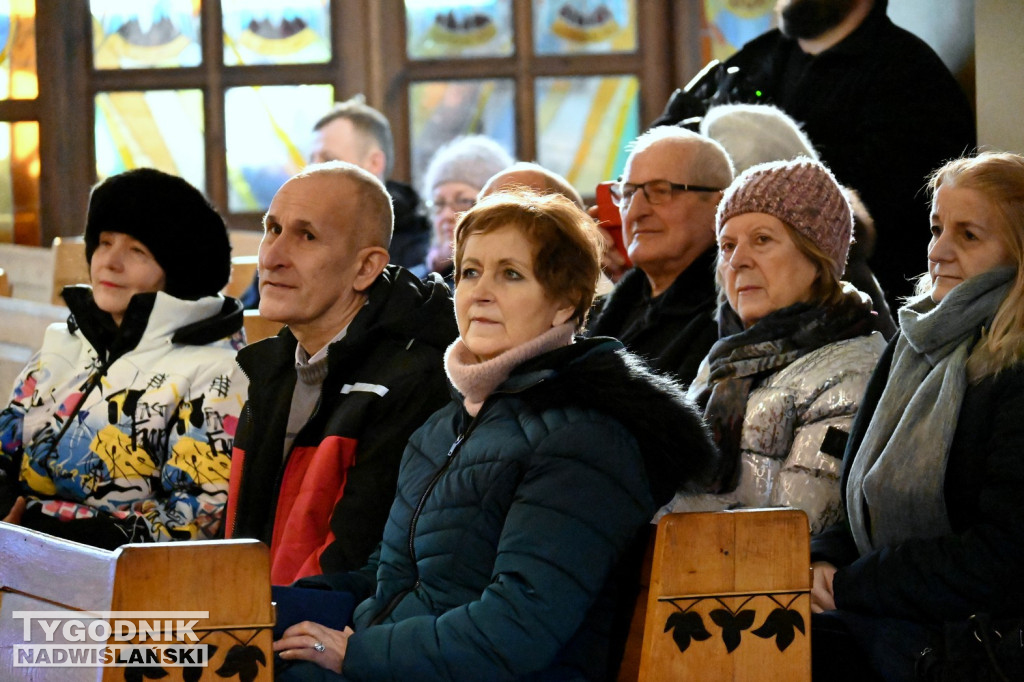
[703,0,774,62]
[0,0,36,100]
[534,75,638,194]
[222,0,331,66]
[95,90,205,190]
[408,79,515,193]
[224,84,333,212]
[533,0,637,55]
[406,0,513,60]
[90,0,202,70]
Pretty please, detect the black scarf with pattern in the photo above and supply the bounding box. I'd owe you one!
[699,288,877,491]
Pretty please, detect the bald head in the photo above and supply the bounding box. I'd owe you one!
[293,161,394,250]
[480,162,585,208]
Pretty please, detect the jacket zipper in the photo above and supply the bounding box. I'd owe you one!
[368,412,482,626]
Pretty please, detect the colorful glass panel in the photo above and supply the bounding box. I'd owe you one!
[95,90,205,192]
[224,84,334,212]
[0,121,39,244]
[703,0,774,62]
[408,79,515,194]
[406,0,513,60]
[90,0,201,70]
[533,0,637,55]
[222,0,330,66]
[0,0,37,100]
[534,75,638,194]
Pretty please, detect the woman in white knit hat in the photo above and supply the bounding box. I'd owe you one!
[411,135,514,282]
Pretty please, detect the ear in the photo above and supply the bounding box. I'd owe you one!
[364,149,387,179]
[551,302,575,328]
[351,246,390,293]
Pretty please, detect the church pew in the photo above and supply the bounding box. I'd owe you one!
[638,509,811,682]
[0,523,274,681]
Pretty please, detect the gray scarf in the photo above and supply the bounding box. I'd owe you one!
[847,267,1014,555]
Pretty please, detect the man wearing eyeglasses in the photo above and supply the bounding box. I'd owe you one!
[589,127,735,385]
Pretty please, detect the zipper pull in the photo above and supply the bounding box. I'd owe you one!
[446,433,465,458]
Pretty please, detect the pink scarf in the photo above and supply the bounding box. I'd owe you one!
[445,323,576,416]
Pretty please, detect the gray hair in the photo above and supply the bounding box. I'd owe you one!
[627,126,735,189]
[421,135,515,198]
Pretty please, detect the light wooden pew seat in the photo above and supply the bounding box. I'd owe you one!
[224,255,258,300]
[0,523,274,681]
[0,296,68,395]
[638,509,811,682]
[51,237,90,306]
[243,309,283,344]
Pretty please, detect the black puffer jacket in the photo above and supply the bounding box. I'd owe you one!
[587,249,718,386]
[226,266,457,584]
[339,338,718,681]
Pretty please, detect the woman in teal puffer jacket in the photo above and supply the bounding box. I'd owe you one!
[273,189,719,681]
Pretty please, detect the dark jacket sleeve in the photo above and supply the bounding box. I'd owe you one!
[342,419,653,682]
[294,542,381,604]
[831,366,1024,622]
[317,362,452,574]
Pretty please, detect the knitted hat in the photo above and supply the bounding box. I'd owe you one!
[700,103,819,174]
[717,158,853,278]
[84,168,231,300]
[421,135,515,196]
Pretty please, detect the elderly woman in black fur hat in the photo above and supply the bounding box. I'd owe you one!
[0,168,247,549]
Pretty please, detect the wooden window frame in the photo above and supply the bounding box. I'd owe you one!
[19,0,703,244]
[374,0,683,192]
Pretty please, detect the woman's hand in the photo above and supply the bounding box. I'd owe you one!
[2,496,26,525]
[810,561,838,613]
[273,621,353,673]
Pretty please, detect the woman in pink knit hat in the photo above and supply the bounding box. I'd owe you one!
[663,157,887,536]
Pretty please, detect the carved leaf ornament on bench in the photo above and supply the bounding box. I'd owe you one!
[119,629,268,682]
[662,593,806,654]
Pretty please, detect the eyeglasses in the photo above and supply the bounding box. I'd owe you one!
[610,179,722,207]
[426,197,476,215]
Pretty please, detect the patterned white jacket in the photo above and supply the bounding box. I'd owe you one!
[0,287,247,545]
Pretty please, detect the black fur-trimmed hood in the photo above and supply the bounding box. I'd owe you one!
[509,337,720,506]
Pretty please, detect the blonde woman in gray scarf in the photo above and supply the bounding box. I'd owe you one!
[810,151,1024,682]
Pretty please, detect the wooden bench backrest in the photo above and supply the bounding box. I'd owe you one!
[224,254,258,299]
[638,509,811,682]
[51,237,90,306]
[243,309,283,344]
[0,523,274,681]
